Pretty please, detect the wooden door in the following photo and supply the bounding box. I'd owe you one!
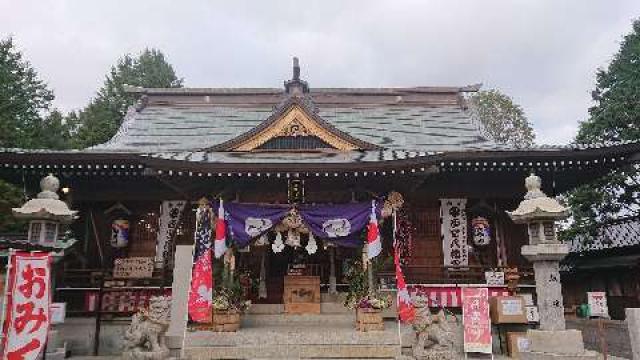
[406,202,444,283]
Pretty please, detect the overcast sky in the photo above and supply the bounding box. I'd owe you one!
[2,1,639,145]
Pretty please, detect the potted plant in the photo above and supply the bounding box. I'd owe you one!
[343,259,392,332]
[211,263,251,332]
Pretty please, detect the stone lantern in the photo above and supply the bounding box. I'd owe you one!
[12,174,77,246]
[508,173,595,359]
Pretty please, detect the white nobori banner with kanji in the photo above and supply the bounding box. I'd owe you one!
[440,198,468,267]
[2,251,52,360]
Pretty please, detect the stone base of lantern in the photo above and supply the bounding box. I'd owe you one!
[520,330,597,359]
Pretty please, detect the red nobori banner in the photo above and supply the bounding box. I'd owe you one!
[2,251,52,360]
[462,287,492,354]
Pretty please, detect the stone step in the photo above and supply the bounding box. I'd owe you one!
[242,313,355,326]
[185,317,400,359]
[187,324,399,347]
[184,344,400,359]
[248,302,352,314]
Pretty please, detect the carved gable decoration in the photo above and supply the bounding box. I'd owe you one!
[227,104,375,151]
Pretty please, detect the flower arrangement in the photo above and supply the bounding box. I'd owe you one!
[212,288,251,313]
[355,293,393,310]
[343,258,392,311]
[212,260,252,314]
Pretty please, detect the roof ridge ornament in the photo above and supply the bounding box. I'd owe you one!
[284,57,309,96]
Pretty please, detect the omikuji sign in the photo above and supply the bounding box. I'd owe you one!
[1,251,52,360]
[462,287,492,354]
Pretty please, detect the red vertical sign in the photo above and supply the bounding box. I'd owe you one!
[462,287,492,354]
[1,251,52,360]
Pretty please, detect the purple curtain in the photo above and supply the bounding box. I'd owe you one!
[298,201,381,247]
[223,202,291,247]
[214,200,382,248]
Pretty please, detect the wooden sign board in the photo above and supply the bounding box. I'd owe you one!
[113,257,154,278]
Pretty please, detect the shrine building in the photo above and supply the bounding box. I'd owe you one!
[1,58,639,357]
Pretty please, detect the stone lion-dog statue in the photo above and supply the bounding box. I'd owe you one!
[122,296,171,360]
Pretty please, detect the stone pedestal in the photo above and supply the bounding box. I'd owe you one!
[627,308,640,360]
[519,329,597,359]
[166,245,193,352]
[522,244,569,331]
[519,244,596,358]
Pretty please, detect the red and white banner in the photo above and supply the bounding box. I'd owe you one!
[408,285,509,308]
[2,251,52,360]
[393,244,415,323]
[189,206,214,323]
[462,287,492,354]
[214,200,227,259]
[366,200,382,260]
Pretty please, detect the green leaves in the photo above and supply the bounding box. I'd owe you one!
[469,89,535,148]
[0,37,54,148]
[563,19,640,242]
[0,179,27,234]
[73,49,183,148]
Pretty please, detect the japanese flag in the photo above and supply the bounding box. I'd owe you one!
[367,200,382,260]
[214,199,227,259]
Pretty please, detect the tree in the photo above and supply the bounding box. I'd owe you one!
[31,110,78,150]
[0,37,54,148]
[469,89,535,148]
[73,49,183,148]
[0,179,26,234]
[563,19,640,240]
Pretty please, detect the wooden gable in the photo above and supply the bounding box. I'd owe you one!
[217,101,378,151]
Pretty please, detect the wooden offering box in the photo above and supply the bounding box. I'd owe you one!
[283,275,321,314]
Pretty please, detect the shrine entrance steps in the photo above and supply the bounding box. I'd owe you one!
[183,313,401,359]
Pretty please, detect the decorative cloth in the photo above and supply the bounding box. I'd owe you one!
[393,212,415,323]
[155,200,185,268]
[188,206,214,323]
[440,198,469,267]
[299,201,380,247]
[224,202,290,248]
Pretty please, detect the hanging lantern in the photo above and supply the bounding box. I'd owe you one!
[111,219,130,248]
[272,232,285,253]
[471,216,491,246]
[305,232,318,254]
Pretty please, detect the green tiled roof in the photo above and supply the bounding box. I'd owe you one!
[91,104,504,153]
